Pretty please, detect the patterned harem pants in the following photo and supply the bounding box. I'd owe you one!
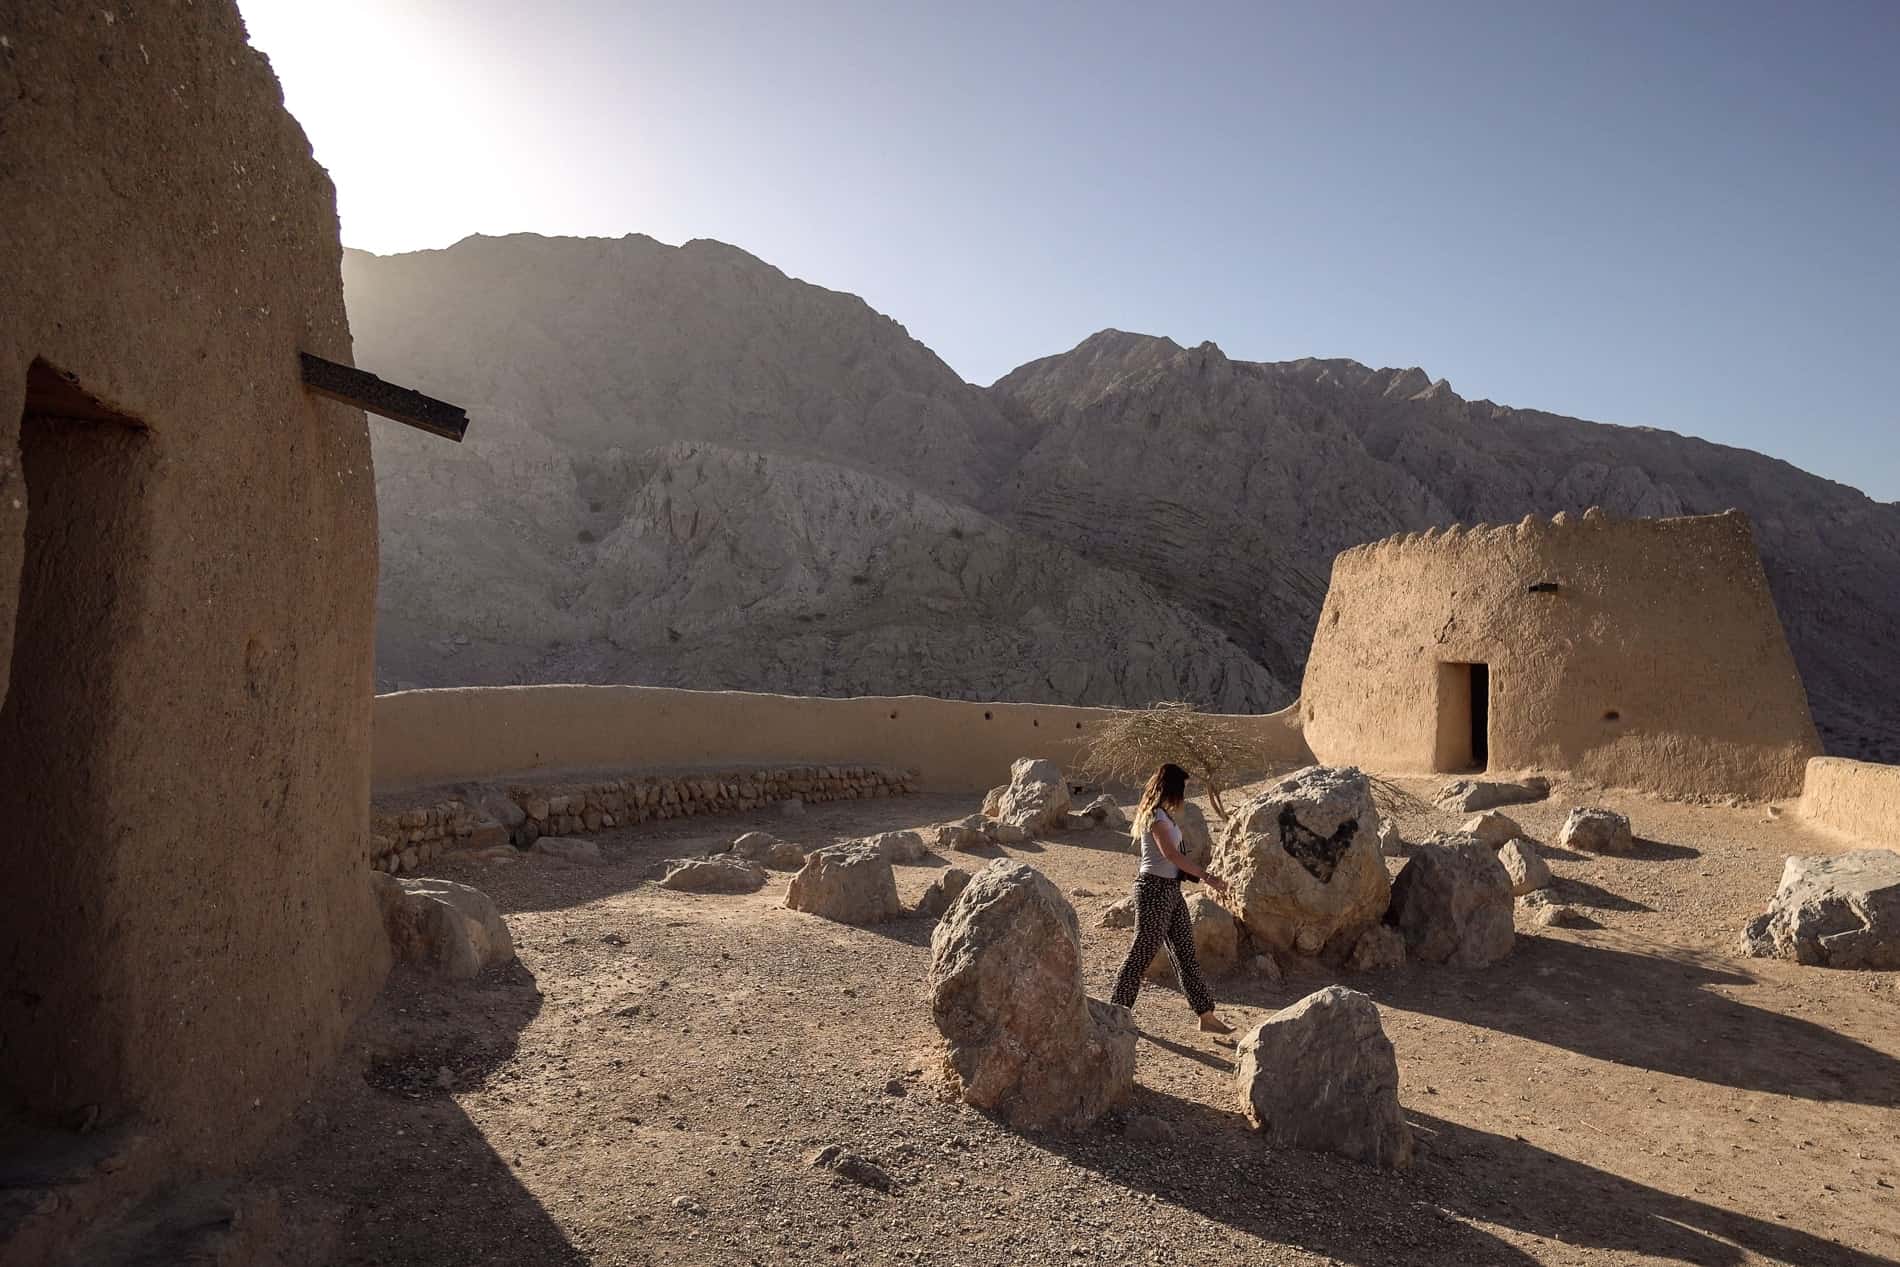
[1110,874,1214,1015]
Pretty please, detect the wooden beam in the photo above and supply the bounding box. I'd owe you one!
[299,353,468,442]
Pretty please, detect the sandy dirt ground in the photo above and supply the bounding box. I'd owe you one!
[236,776,1900,1266]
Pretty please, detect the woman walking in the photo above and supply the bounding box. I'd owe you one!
[1109,762,1233,1034]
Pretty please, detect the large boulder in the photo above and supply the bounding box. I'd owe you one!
[786,843,902,924]
[1739,851,1900,970]
[1235,987,1412,1168]
[1145,891,1242,984]
[1437,777,1550,813]
[1559,807,1634,855]
[728,831,806,870]
[993,758,1072,835]
[1497,839,1551,896]
[371,874,515,980]
[660,855,768,893]
[1208,767,1390,960]
[1387,835,1515,967]
[928,861,1135,1130]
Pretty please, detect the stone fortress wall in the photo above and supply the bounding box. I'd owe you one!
[1299,509,1822,801]
[0,1,387,1170]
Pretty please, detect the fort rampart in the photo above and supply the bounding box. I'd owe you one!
[1798,757,1900,852]
[372,684,1312,794]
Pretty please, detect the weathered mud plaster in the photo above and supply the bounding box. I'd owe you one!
[372,685,1313,793]
[1300,511,1820,800]
[0,2,388,1166]
[1799,757,1900,852]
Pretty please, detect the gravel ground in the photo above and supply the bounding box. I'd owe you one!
[237,777,1900,1266]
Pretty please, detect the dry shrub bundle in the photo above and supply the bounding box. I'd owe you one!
[1077,701,1255,821]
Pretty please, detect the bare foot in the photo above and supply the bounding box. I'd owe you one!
[1197,1011,1232,1035]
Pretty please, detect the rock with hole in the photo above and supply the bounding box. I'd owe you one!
[1208,766,1390,960]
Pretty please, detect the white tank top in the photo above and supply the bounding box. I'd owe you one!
[1138,808,1183,879]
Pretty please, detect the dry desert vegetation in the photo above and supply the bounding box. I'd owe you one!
[228,777,1900,1267]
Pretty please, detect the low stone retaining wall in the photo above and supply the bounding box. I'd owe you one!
[369,798,492,873]
[369,763,918,873]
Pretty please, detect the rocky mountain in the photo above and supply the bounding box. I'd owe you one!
[347,234,1899,761]
[348,239,1282,711]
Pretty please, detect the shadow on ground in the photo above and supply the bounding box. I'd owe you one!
[1359,933,1900,1106]
[235,961,587,1267]
[1040,1089,1899,1267]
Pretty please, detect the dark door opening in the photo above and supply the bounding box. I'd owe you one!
[1434,660,1491,773]
[0,360,151,1128]
[1468,662,1490,770]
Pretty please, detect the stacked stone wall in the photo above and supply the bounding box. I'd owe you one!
[369,763,917,873]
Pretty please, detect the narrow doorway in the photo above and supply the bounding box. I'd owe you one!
[1434,660,1491,773]
[1468,663,1490,769]
[0,360,151,1128]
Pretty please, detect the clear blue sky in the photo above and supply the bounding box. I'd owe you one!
[241,0,1900,501]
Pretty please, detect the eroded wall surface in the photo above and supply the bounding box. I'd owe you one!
[1300,510,1820,800]
[1799,758,1900,851]
[372,685,1313,793]
[0,2,387,1164]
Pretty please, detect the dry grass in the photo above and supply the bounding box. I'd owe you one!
[1076,701,1260,820]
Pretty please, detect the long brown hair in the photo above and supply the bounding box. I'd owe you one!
[1130,762,1189,845]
